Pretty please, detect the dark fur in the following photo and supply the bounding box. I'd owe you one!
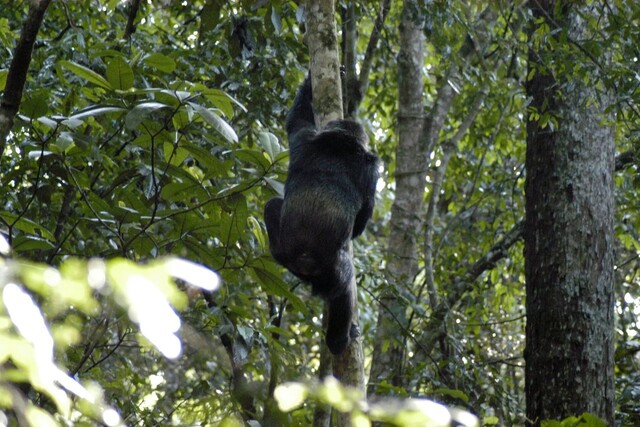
[264,74,379,354]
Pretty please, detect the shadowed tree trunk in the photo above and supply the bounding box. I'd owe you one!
[524,2,615,425]
[0,0,52,158]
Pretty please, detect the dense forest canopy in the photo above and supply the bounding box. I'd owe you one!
[0,1,639,426]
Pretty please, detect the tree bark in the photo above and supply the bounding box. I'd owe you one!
[306,2,365,426]
[356,0,391,113]
[0,0,52,158]
[123,0,142,39]
[368,3,495,394]
[340,2,357,118]
[367,0,425,395]
[306,0,343,126]
[340,0,391,119]
[525,2,615,425]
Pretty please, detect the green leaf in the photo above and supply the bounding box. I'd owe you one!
[21,90,49,118]
[274,382,308,412]
[215,180,255,198]
[161,182,209,202]
[125,101,171,130]
[160,89,192,103]
[483,416,500,425]
[252,264,306,313]
[270,7,282,33]
[433,387,469,403]
[0,212,55,241]
[106,57,134,90]
[181,143,226,175]
[577,413,607,427]
[68,105,126,120]
[264,177,284,195]
[53,132,74,153]
[163,141,190,166]
[219,194,247,245]
[189,102,238,143]
[201,87,241,117]
[200,88,248,113]
[36,117,59,129]
[200,0,223,34]
[172,106,192,130]
[0,68,7,90]
[257,131,282,161]
[59,60,112,90]
[143,53,176,73]
[234,149,270,170]
[11,235,55,252]
[248,216,267,250]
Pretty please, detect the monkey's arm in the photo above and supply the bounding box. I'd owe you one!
[286,74,315,146]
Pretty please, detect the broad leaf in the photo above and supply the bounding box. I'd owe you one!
[189,102,238,143]
[59,60,112,90]
[106,57,134,90]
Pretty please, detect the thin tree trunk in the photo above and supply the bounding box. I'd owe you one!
[0,0,52,158]
[356,0,390,112]
[123,0,142,39]
[340,0,391,119]
[306,1,364,426]
[368,0,425,394]
[340,2,357,118]
[525,2,615,425]
[306,0,343,126]
[368,3,494,394]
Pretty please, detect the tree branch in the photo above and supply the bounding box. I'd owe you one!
[355,0,391,112]
[123,0,142,39]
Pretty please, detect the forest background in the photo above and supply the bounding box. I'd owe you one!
[1,1,639,426]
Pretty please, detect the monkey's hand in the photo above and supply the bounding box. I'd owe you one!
[349,323,360,339]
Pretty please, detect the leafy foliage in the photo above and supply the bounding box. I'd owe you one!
[1,0,640,426]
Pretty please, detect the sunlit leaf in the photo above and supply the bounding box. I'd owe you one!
[274,382,308,412]
[0,68,7,90]
[164,257,220,291]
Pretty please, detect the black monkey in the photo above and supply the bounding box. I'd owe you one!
[264,73,379,355]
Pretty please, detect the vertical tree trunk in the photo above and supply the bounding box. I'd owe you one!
[123,0,142,39]
[368,0,425,394]
[306,2,365,426]
[0,0,52,158]
[306,0,343,126]
[525,2,615,426]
